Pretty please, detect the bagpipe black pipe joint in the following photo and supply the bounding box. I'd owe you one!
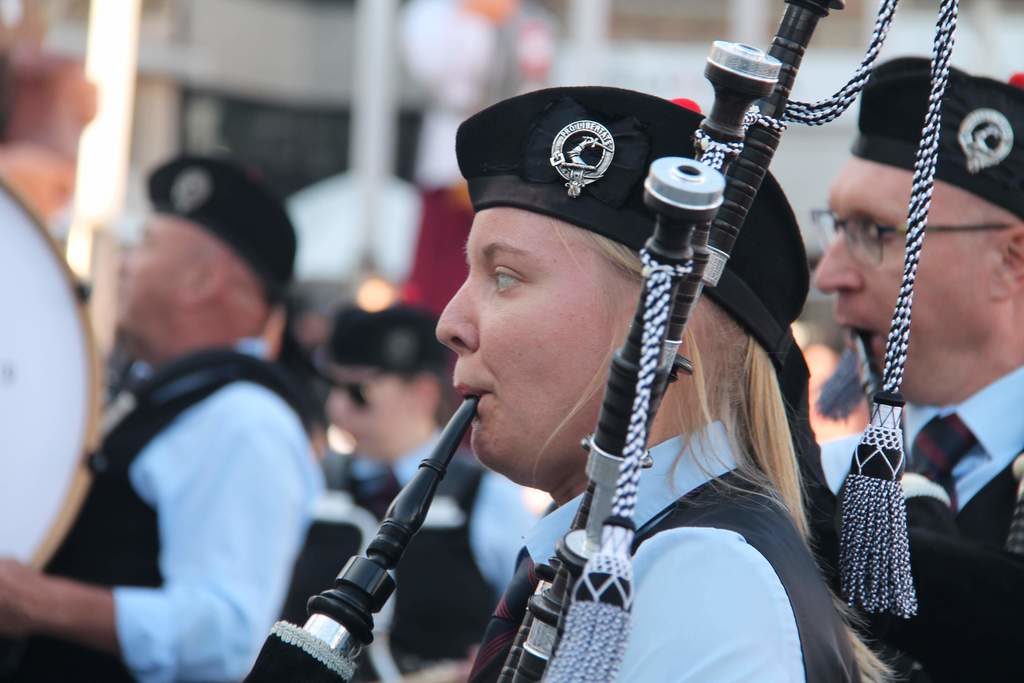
[710,0,843,260]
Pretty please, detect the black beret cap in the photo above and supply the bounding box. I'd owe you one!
[456,86,808,362]
[148,155,297,297]
[853,57,1024,218]
[328,305,449,375]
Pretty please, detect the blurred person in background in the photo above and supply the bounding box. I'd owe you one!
[399,0,554,315]
[0,155,323,682]
[802,342,868,442]
[0,3,95,225]
[284,304,534,679]
[813,58,1024,682]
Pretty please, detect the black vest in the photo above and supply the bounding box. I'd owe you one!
[879,456,1024,683]
[957,460,1016,547]
[283,456,494,679]
[7,350,305,683]
[389,459,493,666]
[636,473,860,683]
[473,473,858,683]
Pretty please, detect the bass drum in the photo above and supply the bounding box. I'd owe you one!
[0,180,101,568]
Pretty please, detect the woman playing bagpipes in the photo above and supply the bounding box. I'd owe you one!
[436,86,888,683]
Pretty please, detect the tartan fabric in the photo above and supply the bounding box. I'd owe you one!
[910,413,977,512]
[467,549,538,683]
[355,467,402,520]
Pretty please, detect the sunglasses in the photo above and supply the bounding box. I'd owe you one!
[336,380,370,408]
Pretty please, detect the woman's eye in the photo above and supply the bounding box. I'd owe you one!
[494,271,518,292]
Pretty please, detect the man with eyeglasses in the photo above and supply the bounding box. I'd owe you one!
[813,58,1024,682]
[284,304,534,679]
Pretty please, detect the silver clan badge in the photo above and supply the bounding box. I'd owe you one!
[549,120,615,198]
[958,108,1014,174]
[171,167,214,213]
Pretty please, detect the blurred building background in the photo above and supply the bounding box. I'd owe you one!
[19,0,1024,365]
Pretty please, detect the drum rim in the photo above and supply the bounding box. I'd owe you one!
[1,178,103,568]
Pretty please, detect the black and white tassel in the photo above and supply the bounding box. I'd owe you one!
[838,0,959,617]
[839,393,917,617]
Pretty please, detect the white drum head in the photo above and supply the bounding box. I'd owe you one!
[0,185,98,565]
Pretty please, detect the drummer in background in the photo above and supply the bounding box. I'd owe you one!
[292,304,535,676]
[0,155,323,682]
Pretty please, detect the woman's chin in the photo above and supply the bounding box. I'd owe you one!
[470,430,533,486]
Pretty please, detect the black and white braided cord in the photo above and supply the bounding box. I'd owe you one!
[609,250,692,519]
[784,0,900,125]
[880,0,958,393]
[546,250,691,683]
[695,108,787,171]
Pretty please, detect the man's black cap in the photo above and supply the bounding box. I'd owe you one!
[148,155,297,298]
[854,57,1024,218]
[327,305,449,375]
[456,86,808,363]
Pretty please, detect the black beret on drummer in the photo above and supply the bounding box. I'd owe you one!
[854,56,1024,218]
[327,305,449,376]
[148,155,298,299]
[456,86,808,365]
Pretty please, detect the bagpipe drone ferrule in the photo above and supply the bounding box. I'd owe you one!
[703,42,782,142]
[641,157,724,392]
[709,0,840,282]
[584,437,633,551]
[511,564,566,683]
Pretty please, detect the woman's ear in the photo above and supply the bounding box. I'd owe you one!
[992,223,1024,299]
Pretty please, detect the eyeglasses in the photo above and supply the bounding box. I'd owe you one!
[811,208,1013,265]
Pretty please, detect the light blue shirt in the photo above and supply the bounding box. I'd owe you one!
[352,436,537,594]
[822,365,1024,510]
[526,423,806,683]
[112,381,324,683]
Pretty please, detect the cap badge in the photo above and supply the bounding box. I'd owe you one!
[549,120,615,198]
[958,108,1014,174]
[170,167,213,213]
[384,328,419,368]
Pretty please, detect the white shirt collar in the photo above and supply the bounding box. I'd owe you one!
[129,337,269,381]
[524,421,737,563]
[905,364,1024,461]
[348,432,441,486]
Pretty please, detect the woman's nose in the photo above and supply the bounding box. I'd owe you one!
[437,281,479,356]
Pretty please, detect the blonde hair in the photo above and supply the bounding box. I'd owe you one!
[582,229,889,683]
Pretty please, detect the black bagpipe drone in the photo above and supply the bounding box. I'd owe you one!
[245,0,963,678]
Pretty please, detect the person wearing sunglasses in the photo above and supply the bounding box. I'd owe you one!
[309,304,534,678]
[812,58,1024,682]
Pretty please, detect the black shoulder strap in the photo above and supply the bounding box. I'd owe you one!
[635,473,859,683]
[137,349,307,419]
[98,349,309,474]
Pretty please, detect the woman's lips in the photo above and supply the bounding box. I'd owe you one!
[454,382,488,399]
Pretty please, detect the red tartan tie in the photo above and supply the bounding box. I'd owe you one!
[910,413,977,512]
[467,550,538,683]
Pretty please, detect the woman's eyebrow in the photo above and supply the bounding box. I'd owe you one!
[481,241,530,262]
